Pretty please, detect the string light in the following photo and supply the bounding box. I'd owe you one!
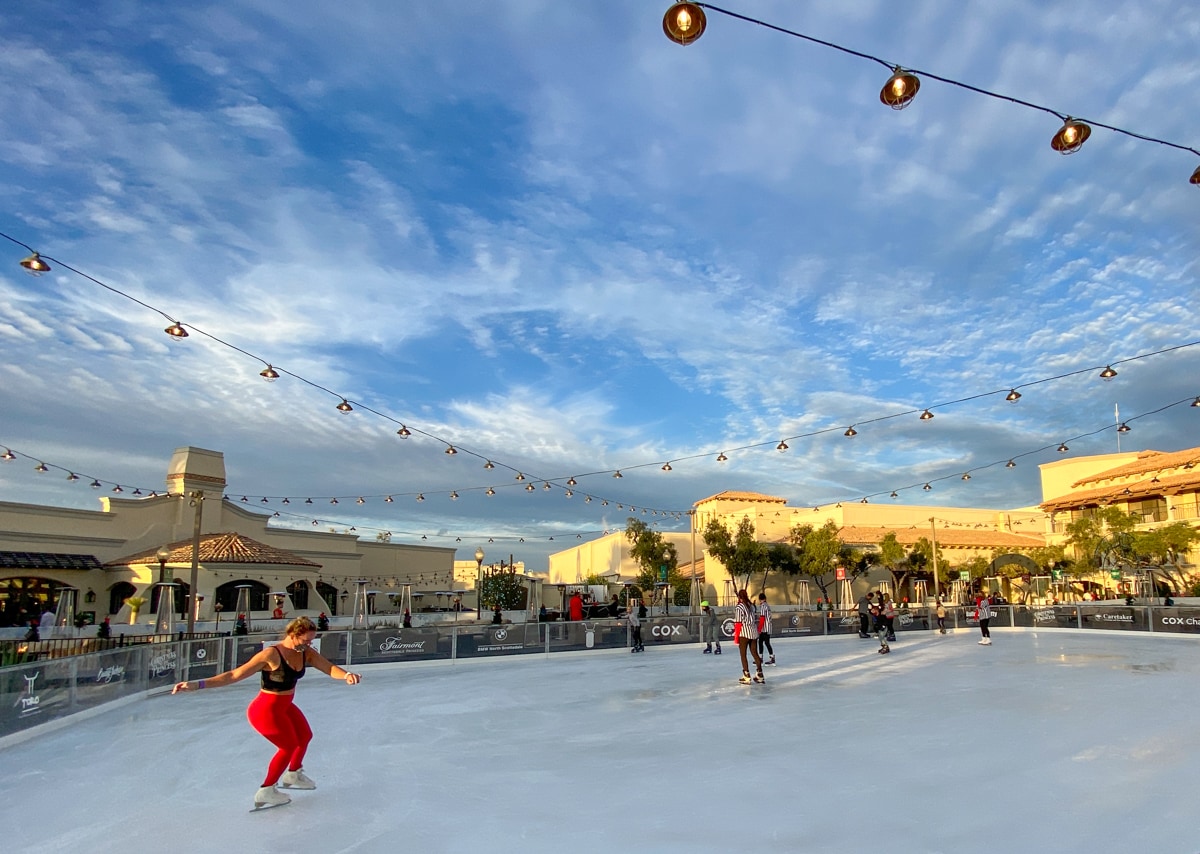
[163,321,188,339]
[662,2,706,45]
[336,399,353,413]
[1005,390,1021,402]
[260,365,280,382]
[662,3,1200,185]
[20,252,50,274]
[844,426,857,437]
[1099,366,1118,380]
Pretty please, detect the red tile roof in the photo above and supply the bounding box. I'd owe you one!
[106,532,321,568]
[1072,447,1200,486]
[837,525,1044,549]
[694,490,787,506]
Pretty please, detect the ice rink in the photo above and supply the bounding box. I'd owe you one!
[2,628,1196,853]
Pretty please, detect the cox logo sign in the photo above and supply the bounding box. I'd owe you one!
[651,624,683,637]
[721,618,736,638]
[1161,616,1200,626]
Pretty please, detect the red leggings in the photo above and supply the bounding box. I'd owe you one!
[247,691,312,787]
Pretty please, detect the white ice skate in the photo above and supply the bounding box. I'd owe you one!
[251,785,291,811]
[280,768,316,790]
[978,638,992,645]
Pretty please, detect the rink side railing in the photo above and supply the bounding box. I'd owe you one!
[3,604,1199,743]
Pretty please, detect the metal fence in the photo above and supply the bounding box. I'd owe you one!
[3,605,1198,743]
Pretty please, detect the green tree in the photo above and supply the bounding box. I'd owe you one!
[875,532,914,597]
[702,516,770,593]
[1132,522,1200,593]
[955,555,992,592]
[625,518,687,605]
[789,521,842,603]
[481,566,526,610]
[1063,507,1139,573]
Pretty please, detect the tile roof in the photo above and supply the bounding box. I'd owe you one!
[1072,447,1200,486]
[836,525,1045,549]
[0,552,103,570]
[1041,470,1200,512]
[694,490,788,506]
[105,532,321,568]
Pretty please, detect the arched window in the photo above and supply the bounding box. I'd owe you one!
[315,581,339,615]
[109,581,137,617]
[215,580,270,613]
[286,580,309,610]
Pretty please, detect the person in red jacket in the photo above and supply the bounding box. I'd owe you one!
[568,591,584,621]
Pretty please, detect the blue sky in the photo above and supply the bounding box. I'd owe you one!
[2,0,1198,569]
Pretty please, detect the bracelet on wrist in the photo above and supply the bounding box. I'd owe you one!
[198,679,206,689]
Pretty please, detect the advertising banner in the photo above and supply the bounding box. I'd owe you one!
[1151,608,1200,635]
[1080,607,1148,632]
[775,612,820,637]
[76,648,142,712]
[458,625,540,657]
[645,618,694,645]
[146,644,180,688]
[0,659,71,735]
[356,629,447,662]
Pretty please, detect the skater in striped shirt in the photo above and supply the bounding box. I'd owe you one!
[734,589,764,684]
[756,592,776,666]
[976,594,993,645]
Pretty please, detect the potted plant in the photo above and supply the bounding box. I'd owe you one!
[124,595,147,625]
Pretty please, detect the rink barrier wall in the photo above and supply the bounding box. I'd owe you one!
[3,604,1199,746]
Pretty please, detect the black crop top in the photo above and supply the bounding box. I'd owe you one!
[261,645,306,693]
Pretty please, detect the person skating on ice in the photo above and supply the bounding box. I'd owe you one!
[700,600,721,654]
[172,616,361,810]
[935,598,947,634]
[857,591,873,638]
[756,592,776,665]
[734,589,764,683]
[881,592,897,642]
[628,600,644,652]
[976,593,993,645]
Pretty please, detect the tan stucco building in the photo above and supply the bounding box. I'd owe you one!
[0,447,455,628]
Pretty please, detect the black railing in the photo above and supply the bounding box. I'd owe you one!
[0,631,223,666]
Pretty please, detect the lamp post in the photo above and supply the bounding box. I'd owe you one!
[475,547,485,618]
[156,546,171,584]
[186,490,204,635]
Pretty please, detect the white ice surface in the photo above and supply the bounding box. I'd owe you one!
[1,629,1196,853]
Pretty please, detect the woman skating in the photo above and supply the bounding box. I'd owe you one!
[172,616,361,809]
[734,589,764,684]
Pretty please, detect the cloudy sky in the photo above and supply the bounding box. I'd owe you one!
[2,0,1198,568]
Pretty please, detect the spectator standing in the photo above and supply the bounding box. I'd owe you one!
[734,589,764,684]
[700,601,721,654]
[568,591,584,621]
[24,618,40,642]
[39,604,55,638]
[757,592,776,666]
[976,594,993,645]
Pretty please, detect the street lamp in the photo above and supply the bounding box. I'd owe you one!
[475,547,485,618]
[156,546,171,584]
